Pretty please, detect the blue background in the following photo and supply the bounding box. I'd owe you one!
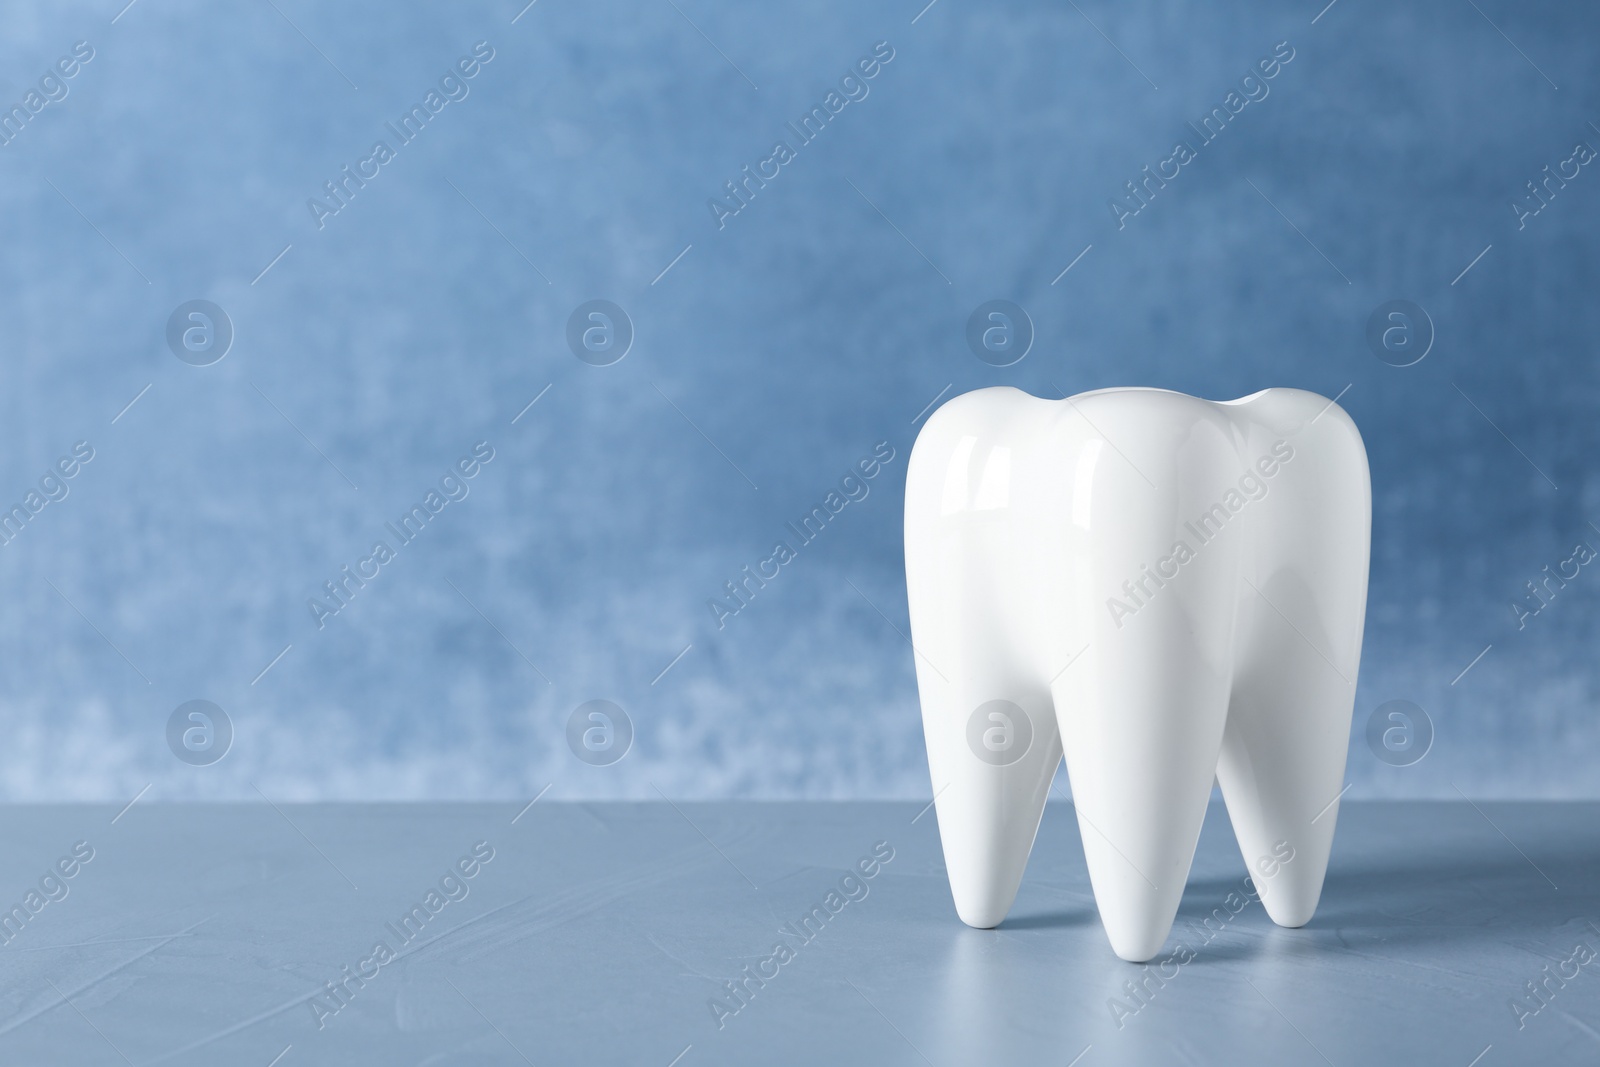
[0,0,1595,800]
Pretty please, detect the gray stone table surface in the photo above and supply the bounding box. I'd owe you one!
[0,801,1595,1065]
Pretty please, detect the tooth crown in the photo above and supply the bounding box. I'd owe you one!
[905,386,1370,961]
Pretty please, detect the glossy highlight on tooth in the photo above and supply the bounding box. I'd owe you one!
[904,386,1371,961]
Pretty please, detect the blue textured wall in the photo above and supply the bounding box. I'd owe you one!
[0,0,1595,799]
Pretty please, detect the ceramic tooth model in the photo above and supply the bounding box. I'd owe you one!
[904,386,1371,962]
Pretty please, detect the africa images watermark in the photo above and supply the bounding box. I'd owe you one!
[308,840,496,1030]
[1510,130,1596,231]
[1510,535,1595,631]
[708,840,895,1030]
[1109,841,1295,1030]
[1106,440,1295,629]
[308,441,496,629]
[1109,40,1296,229]
[1507,921,1600,1031]
[706,441,897,629]
[307,41,497,230]
[0,40,95,149]
[707,40,897,231]
[0,440,96,549]
[0,841,95,948]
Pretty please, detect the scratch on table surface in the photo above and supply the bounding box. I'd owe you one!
[141,900,542,1064]
[147,841,724,1060]
[142,985,321,1065]
[1555,1009,1600,1045]
[442,848,716,965]
[0,918,205,1037]
[573,802,619,832]
[578,802,768,857]
[1155,1035,1209,1067]
[1328,942,1491,984]
[643,932,724,984]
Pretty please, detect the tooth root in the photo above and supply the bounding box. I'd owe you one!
[919,684,1061,929]
[905,392,1063,929]
[1048,394,1246,962]
[1216,390,1371,928]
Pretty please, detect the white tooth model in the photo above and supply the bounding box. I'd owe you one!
[905,386,1370,962]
